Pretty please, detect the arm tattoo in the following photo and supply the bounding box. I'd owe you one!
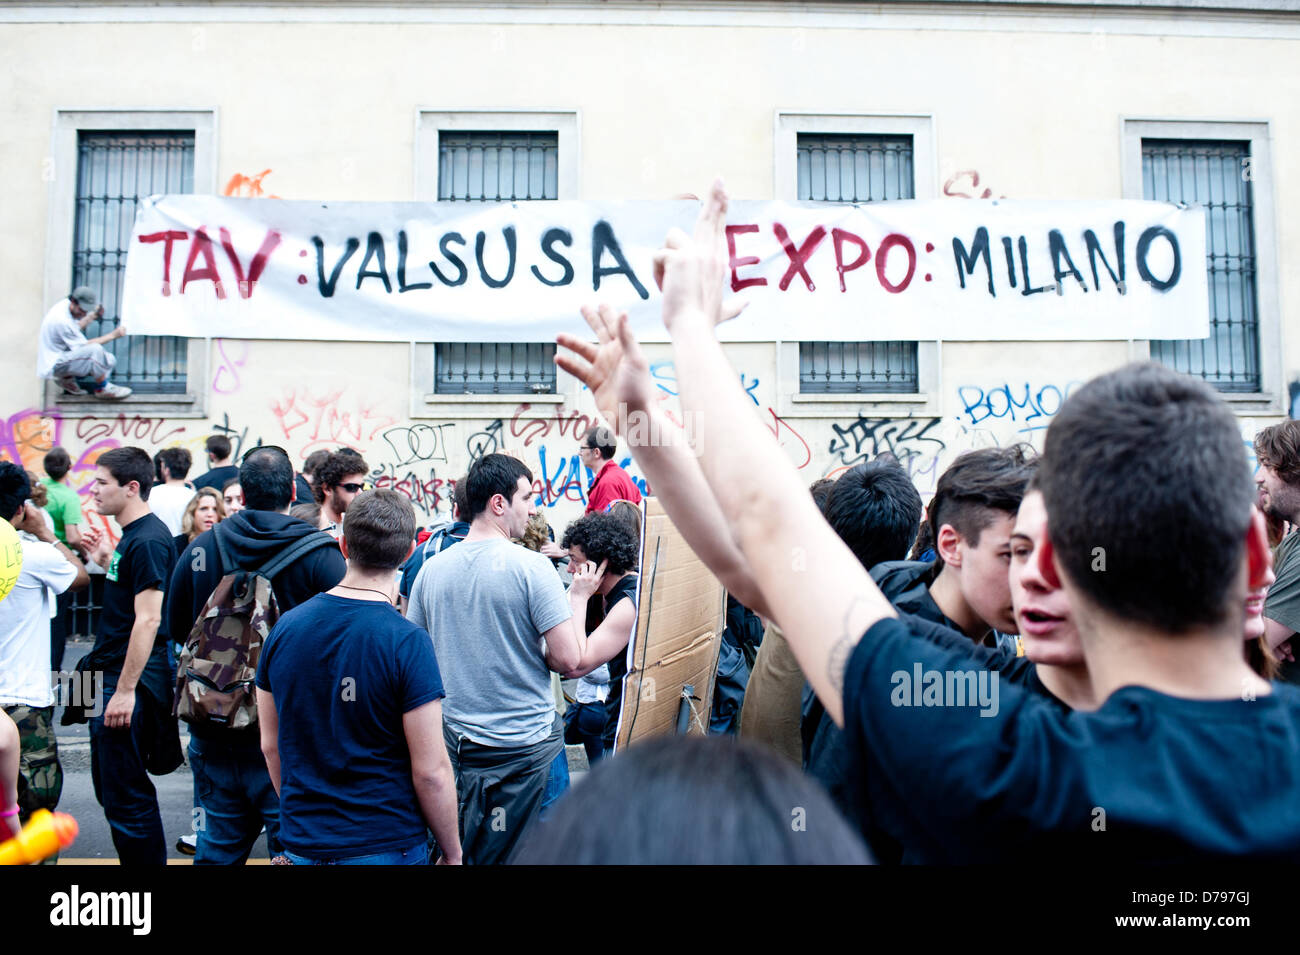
[827,636,854,698]
[826,595,869,697]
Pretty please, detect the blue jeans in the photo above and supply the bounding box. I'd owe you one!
[538,749,570,821]
[89,672,166,865]
[285,842,428,865]
[188,734,282,865]
[564,701,607,764]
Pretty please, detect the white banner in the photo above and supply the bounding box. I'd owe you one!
[122,196,1207,342]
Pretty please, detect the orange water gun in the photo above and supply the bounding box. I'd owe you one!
[0,809,78,864]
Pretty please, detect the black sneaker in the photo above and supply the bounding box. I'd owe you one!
[176,833,197,856]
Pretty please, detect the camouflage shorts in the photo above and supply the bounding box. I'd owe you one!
[2,704,63,820]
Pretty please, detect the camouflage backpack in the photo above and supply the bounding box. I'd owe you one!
[174,525,338,731]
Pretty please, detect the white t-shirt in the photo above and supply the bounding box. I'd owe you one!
[574,664,611,704]
[37,301,89,379]
[0,536,78,707]
[148,483,196,537]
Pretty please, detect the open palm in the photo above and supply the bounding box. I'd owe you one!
[555,304,656,434]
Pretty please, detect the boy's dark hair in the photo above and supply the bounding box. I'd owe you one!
[827,460,923,572]
[465,454,533,521]
[44,447,72,482]
[1254,420,1300,487]
[342,490,415,571]
[223,476,242,493]
[205,435,232,460]
[808,478,836,518]
[583,425,617,462]
[0,461,32,522]
[928,445,1037,565]
[317,451,370,492]
[302,449,331,480]
[239,447,293,511]
[1038,361,1254,632]
[158,447,192,481]
[451,477,469,521]
[97,447,156,501]
[513,736,871,865]
[561,511,640,575]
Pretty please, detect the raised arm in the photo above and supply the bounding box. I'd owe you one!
[653,181,896,726]
[556,304,771,619]
[542,559,602,673]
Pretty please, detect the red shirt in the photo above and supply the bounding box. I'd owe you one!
[586,459,642,514]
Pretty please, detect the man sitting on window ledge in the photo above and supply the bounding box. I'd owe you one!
[37,286,132,400]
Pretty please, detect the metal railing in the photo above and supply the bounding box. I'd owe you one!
[438,131,559,202]
[797,133,918,394]
[74,131,194,393]
[435,342,557,395]
[1144,139,1259,392]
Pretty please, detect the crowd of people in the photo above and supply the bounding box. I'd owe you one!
[4,182,1300,864]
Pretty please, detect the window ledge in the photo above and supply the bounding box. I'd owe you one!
[422,392,564,404]
[791,392,925,404]
[779,392,938,419]
[1219,392,1283,414]
[48,388,205,419]
[416,391,566,420]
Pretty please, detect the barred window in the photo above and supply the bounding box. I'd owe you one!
[436,343,557,395]
[74,131,193,393]
[435,131,559,394]
[797,133,918,394]
[1143,139,1259,392]
[438,131,558,202]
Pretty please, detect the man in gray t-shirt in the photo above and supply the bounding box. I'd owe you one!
[407,454,599,863]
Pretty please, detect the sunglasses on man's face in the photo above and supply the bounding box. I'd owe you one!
[340,482,368,493]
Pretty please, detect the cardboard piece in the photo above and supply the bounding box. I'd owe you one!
[614,496,726,751]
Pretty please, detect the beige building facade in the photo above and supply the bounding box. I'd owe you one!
[1,0,1295,548]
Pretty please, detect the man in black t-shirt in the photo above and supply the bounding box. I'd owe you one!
[192,434,240,493]
[638,185,1300,861]
[80,447,182,865]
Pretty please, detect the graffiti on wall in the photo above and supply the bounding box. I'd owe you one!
[223,169,279,199]
[955,381,1081,435]
[942,169,1007,200]
[825,415,947,488]
[270,387,397,460]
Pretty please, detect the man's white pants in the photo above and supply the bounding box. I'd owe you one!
[51,343,116,382]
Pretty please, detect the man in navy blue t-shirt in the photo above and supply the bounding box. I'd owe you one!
[256,489,462,865]
[622,184,1300,862]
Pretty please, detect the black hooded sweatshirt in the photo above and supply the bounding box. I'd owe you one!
[165,509,346,741]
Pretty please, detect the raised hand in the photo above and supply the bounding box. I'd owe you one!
[556,304,657,436]
[81,525,113,568]
[568,558,608,603]
[652,179,747,333]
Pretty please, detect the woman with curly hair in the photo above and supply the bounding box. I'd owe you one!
[559,511,641,762]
